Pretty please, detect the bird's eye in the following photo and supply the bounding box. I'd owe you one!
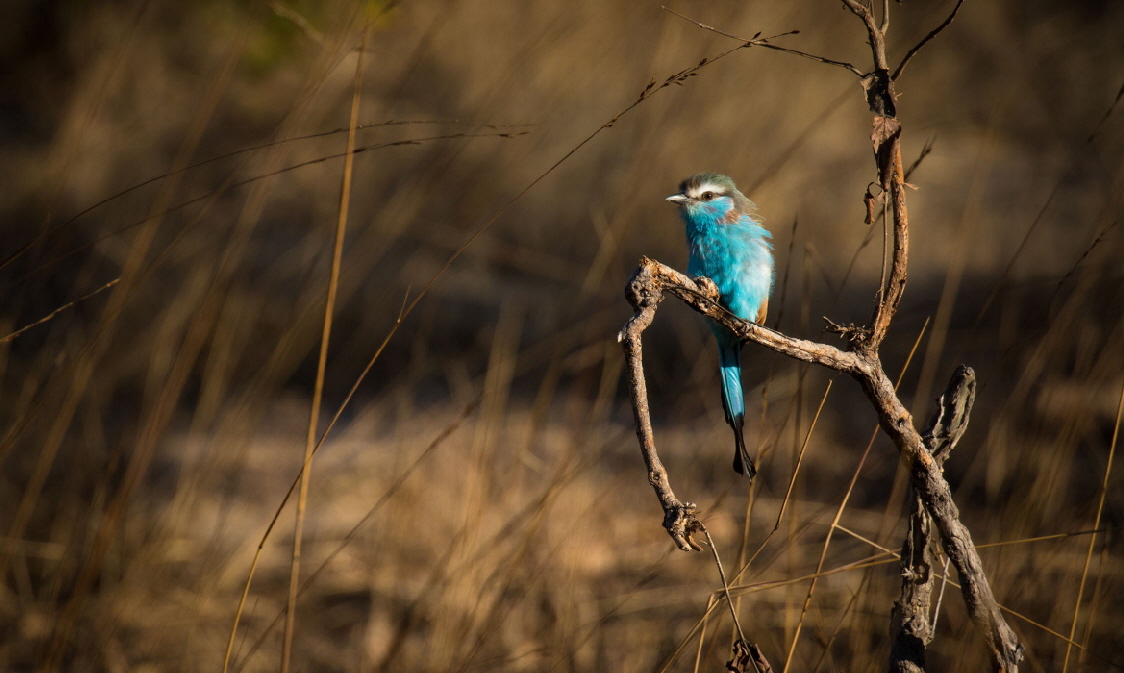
[701,192,715,201]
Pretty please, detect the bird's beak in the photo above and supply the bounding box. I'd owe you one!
[665,194,689,204]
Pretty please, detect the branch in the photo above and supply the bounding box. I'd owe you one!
[621,259,864,374]
[662,7,864,77]
[840,0,889,71]
[620,3,1024,669]
[842,6,1016,666]
[921,365,976,462]
[893,0,966,80]
[853,1,963,346]
[618,258,1023,671]
[855,356,1023,672]
[617,264,703,552]
[890,365,976,673]
[868,126,908,347]
[843,4,902,347]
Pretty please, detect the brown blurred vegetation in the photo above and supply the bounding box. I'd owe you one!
[1,0,1123,671]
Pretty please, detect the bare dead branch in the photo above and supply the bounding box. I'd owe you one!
[617,268,702,551]
[844,6,903,351]
[662,6,864,77]
[702,529,748,643]
[890,384,974,668]
[858,358,1022,673]
[890,366,976,673]
[618,258,1023,671]
[903,137,937,182]
[921,365,976,461]
[893,0,967,80]
[840,0,889,71]
[620,3,1025,670]
[621,260,864,373]
[837,2,907,352]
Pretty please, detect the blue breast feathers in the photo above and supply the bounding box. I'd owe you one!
[684,212,774,323]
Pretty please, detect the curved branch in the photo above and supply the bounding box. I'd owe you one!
[891,365,977,673]
[626,259,865,374]
[618,264,703,552]
[619,258,1023,672]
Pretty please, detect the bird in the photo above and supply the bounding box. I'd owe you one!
[666,173,774,478]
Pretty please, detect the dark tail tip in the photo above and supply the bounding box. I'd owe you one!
[731,424,756,479]
[733,451,757,478]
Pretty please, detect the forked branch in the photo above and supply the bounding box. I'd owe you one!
[619,259,1022,671]
[621,1,1022,670]
[890,365,977,673]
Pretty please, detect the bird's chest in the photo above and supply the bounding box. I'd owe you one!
[686,224,760,281]
[685,222,771,319]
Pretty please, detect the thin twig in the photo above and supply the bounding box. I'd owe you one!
[840,0,888,70]
[903,137,936,182]
[0,277,119,344]
[662,6,864,76]
[1054,220,1119,295]
[692,532,782,673]
[703,529,747,643]
[1085,77,1124,144]
[932,555,952,634]
[0,122,529,277]
[6,131,526,296]
[893,0,966,80]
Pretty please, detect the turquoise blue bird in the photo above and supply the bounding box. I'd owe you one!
[666,173,774,478]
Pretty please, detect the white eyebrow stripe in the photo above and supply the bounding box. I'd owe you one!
[689,182,725,198]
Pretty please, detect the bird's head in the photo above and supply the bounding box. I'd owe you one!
[665,173,754,224]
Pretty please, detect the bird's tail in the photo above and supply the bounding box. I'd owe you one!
[718,338,755,478]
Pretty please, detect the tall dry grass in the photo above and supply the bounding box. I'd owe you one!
[1,0,1122,671]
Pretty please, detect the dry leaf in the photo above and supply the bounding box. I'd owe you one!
[871,115,901,153]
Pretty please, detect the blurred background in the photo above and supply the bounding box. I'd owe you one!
[1,0,1122,670]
